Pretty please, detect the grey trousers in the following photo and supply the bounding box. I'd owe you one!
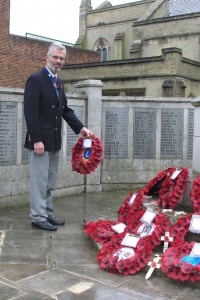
[28,150,60,223]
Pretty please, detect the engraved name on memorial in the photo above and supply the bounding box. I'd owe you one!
[66,105,83,160]
[104,107,128,159]
[161,108,184,159]
[133,108,157,159]
[0,102,17,165]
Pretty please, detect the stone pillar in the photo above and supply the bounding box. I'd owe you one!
[192,97,200,174]
[75,80,103,192]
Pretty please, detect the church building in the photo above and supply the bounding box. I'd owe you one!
[61,0,200,97]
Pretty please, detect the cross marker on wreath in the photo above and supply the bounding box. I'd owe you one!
[145,255,161,280]
[161,231,173,253]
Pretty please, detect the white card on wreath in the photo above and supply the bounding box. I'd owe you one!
[189,215,200,234]
[111,223,126,233]
[128,193,137,207]
[138,223,155,237]
[121,233,140,248]
[114,247,135,261]
[83,138,92,148]
[190,243,200,257]
[140,209,157,225]
[170,169,181,180]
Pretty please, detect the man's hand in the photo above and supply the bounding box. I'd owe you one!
[80,127,92,137]
[34,142,45,155]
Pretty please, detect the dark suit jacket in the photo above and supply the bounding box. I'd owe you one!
[24,68,84,151]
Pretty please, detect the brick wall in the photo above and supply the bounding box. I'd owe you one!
[0,0,100,89]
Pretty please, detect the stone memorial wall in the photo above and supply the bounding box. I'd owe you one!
[0,83,195,207]
[101,98,194,190]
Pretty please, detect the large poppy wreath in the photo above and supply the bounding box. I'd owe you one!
[83,219,123,245]
[118,190,145,223]
[126,209,171,250]
[161,241,200,282]
[71,134,103,175]
[83,218,145,246]
[161,213,200,282]
[190,175,200,213]
[169,214,193,247]
[97,234,152,275]
[143,167,176,196]
[156,167,189,209]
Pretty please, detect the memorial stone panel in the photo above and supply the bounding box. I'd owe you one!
[187,109,194,160]
[133,108,157,159]
[161,108,184,159]
[66,106,83,160]
[104,107,128,159]
[0,102,17,166]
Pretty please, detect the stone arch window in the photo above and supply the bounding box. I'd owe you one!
[94,38,109,61]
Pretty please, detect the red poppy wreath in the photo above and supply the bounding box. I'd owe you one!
[156,167,189,209]
[190,175,200,213]
[83,219,126,245]
[161,241,200,282]
[143,167,176,196]
[169,214,192,247]
[126,209,171,250]
[97,234,152,275]
[71,134,103,175]
[118,189,145,223]
[162,213,200,281]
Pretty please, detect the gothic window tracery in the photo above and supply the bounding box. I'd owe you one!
[94,38,109,61]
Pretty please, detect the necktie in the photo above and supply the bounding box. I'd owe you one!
[54,76,57,87]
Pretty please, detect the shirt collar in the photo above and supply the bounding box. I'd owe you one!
[45,66,57,78]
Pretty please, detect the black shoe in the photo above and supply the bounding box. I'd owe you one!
[47,216,65,226]
[32,220,57,231]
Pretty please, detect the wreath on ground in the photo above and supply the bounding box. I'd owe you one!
[97,234,152,275]
[156,167,189,209]
[161,241,200,282]
[71,134,103,175]
[83,220,125,245]
[169,214,192,247]
[126,209,171,250]
[118,190,145,223]
[190,175,200,213]
[161,213,200,282]
[143,167,176,196]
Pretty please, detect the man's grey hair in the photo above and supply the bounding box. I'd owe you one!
[47,42,66,55]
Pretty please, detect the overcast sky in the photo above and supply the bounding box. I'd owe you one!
[10,0,134,44]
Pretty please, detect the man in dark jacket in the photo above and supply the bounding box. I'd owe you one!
[24,42,91,231]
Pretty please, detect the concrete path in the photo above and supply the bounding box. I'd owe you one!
[0,191,199,299]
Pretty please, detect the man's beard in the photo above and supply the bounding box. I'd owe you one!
[48,62,61,73]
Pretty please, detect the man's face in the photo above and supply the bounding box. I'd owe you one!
[46,48,66,74]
